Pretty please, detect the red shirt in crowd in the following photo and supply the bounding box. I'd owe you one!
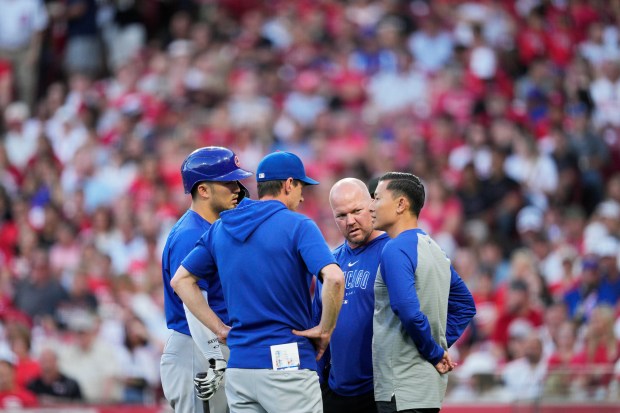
[15,358,41,389]
[545,21,576,69]
[492,307,544,347]
[0,387,38,409]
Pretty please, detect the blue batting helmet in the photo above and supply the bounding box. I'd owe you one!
[181,147,253,194]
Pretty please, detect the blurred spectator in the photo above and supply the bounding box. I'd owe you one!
[367,48,428,116]
[570,305,620,399]
[407,14,453,73]
[595,236,620,302]
[0,59,10,110]
[480,147,523,253]
[49,222,81,278]
[539,302,569,358]
[515,205,545,247]
[448,350,511,403]
[227,69,274,133]
[12,248,69,323]
[64,0,102,77]
[0,0,48,108]
[0,343,38,408]
[565,102,609,212]
[456,163,487,221]
[418,176,462,254]
[44,107,89,166]
[449,122,492,178]
[579,22,617,68]
[26,347,83,404]
[104,214,148,275]
[545,14,576,70]
[492,279,543,359]
[117,315,159,404]
[6,323,40,389]
[504,132,558,211]
[103,0,147,71]
[593,200,620,239]
[545,126,581,207]
[59,269,99,315]
[501,331,547,401]
[543,245,580,299]
[467,23,498,82]
[57,311,122,403]
[280,70,327,128]
[3,102,41,171]
[606,173,620,204]
[545,321,578,397]
[564,257,618,323]
[348,29,397,77]
[516,9,546,67]
[0,186,18,267]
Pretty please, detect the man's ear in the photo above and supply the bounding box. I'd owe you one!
[197,183,211,199]
[396,196,409,214]
[284,177,295,194]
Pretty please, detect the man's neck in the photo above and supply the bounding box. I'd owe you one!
[386,215,418,239]
[259,194,288,208]
[191,202,218,224]
[348,230,383,249]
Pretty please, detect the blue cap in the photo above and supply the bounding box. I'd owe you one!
[256,152,319,185]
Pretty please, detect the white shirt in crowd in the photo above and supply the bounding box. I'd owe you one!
[0,0,48,50]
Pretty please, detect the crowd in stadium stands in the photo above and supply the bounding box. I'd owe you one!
[0,0,620,407]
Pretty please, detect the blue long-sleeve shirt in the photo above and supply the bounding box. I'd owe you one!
[379,229,475,365]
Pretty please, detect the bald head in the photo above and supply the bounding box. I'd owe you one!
[329,178,371,208]
[330,178,378,248]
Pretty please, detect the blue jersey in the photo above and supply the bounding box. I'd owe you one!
[182,199,336,370]
[314,233,390,396]
[161,210,228,336]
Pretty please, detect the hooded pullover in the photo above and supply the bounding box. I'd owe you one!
[182,198,337,370]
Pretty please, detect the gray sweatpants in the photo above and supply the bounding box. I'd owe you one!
[161,331,229,413]
[225,368,322,413]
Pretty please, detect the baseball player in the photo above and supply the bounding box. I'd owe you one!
[160,146,252,413]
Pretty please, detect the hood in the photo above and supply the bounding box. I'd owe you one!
[219,198,287,242]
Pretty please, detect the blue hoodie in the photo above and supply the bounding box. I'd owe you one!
[182,198,337,370]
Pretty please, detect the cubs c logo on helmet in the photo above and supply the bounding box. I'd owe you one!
[180,147,253,194]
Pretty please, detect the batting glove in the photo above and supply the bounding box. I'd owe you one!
[195,358,227,401]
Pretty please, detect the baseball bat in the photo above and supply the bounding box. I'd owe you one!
[196,372,210,413]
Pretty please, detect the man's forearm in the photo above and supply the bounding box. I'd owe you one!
[318,264,344,334]
[184,297,225,361]
[171,265,228,337]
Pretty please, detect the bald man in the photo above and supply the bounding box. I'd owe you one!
[313,178,389,413]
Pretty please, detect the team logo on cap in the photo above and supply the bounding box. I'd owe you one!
[234,156,240,167]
